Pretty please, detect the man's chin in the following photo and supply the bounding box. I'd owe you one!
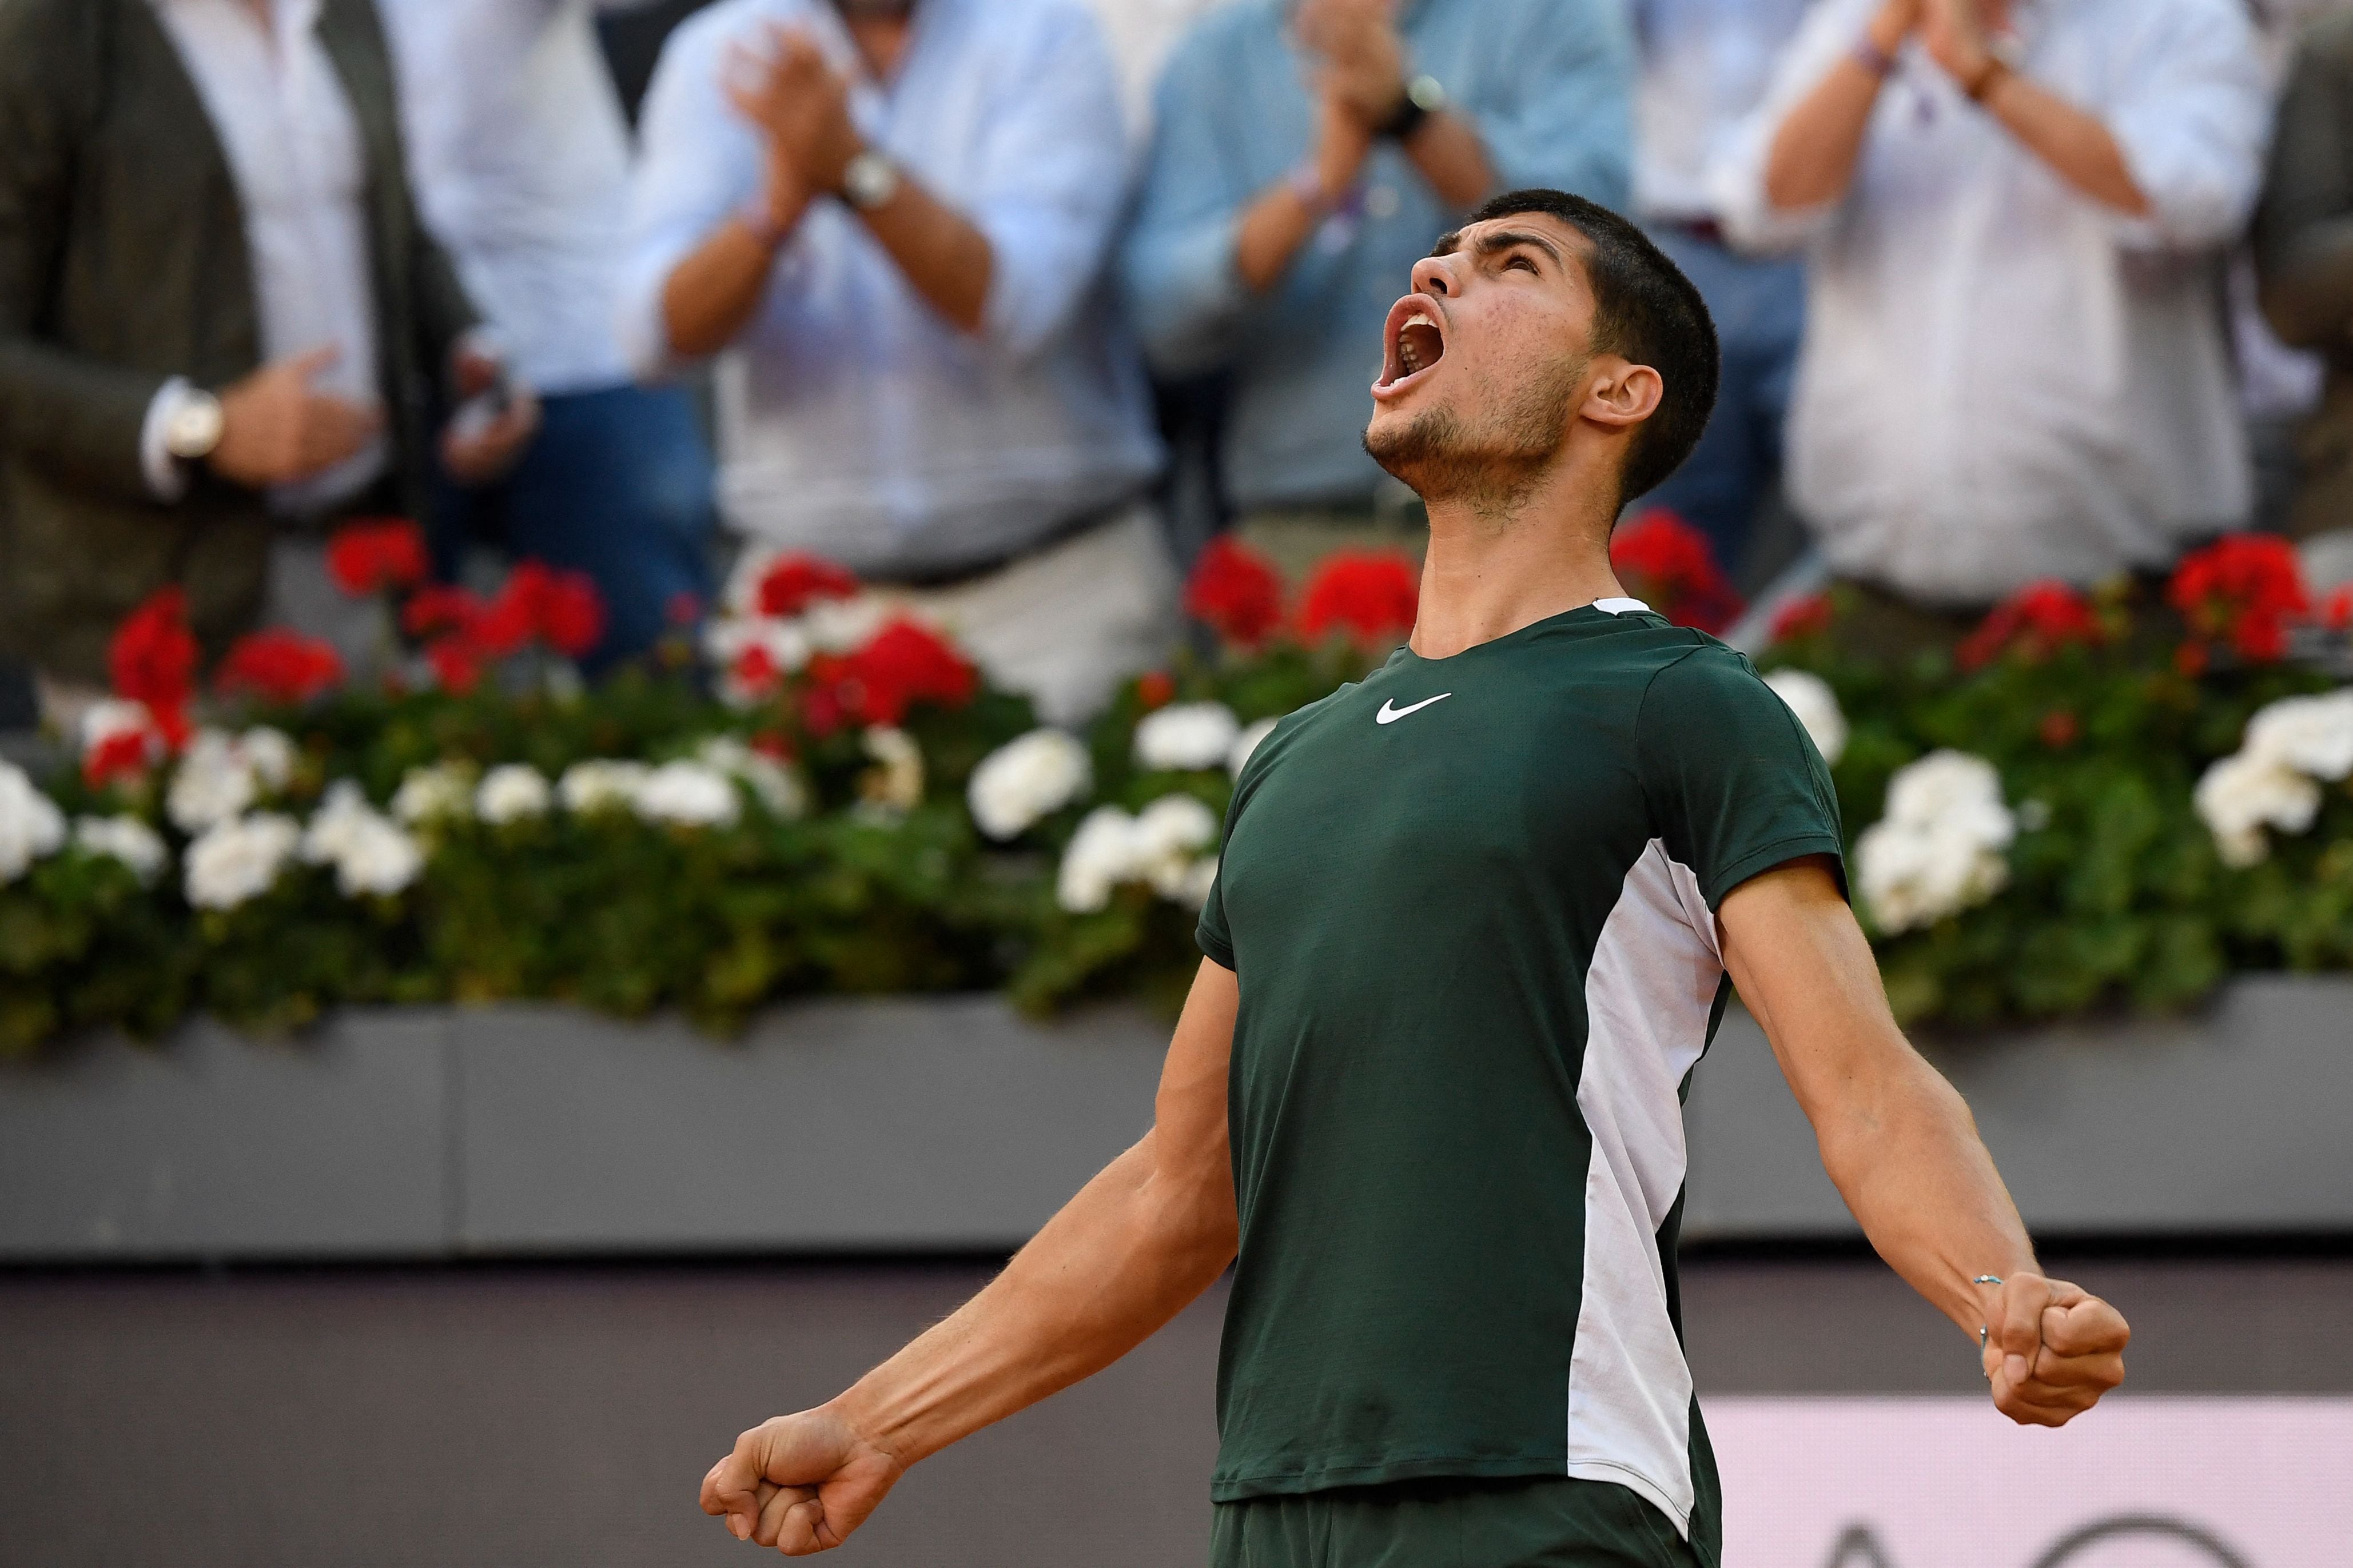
[1362,404,1459,487]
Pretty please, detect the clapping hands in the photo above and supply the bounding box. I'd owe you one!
[726,25,862,213]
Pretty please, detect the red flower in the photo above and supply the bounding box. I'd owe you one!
[2175,641,2209,679]
[2167,534,2311,667]
[1767,593,1836,645]
[1184,537,1287,649]
[217,629,345,705]
[472,561,607,660]
[750,729,794,763]
[326,518,429,598]
[2322,584,2353,632]
[108,585,200,741]
[731,643,783,701]
[82,728,157,791]
[402,585,487,640]
[666,590,706,627]
[1609,510,1744,633]
[756,554,861,619]
[1956,581,2106,672]
[799,617,978,735]
[1296,550,1420,647]
[2038,709,2080,749]
[1136,670,1176,710]
[426,636,484,695]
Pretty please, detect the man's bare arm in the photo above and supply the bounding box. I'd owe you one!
[699,959,1241,1555]
[1719,859,2128,1427]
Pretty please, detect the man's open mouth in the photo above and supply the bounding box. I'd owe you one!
[1373,295,1447,399]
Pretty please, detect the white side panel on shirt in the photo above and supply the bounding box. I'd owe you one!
[1564,840,1725,1537]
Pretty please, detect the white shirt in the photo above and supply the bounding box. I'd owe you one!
[1073,0,1226,145]
[620,0,1162,577]
[1631,0,1814,221]
[146,0,389,514]
[379,0,639,393]
[1715,0,2272,604]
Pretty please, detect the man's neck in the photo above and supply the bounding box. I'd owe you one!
[1409,483,1628,661]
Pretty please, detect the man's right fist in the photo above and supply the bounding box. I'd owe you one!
[700,1405,906,1555]
[209,344,383,489]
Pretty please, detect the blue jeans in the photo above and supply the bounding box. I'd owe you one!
[432,382,714,671]
[1641,227,1805,580]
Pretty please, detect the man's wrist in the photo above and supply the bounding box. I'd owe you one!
[1374,73,1446,141]
[140,377,216,501]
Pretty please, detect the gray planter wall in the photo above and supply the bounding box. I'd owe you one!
[3,977,2348,1263]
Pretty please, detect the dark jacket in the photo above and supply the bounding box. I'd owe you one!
[0,0,477,683]
[2254,10,2353,541]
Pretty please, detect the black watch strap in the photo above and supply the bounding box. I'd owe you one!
[1376,73,1447,140]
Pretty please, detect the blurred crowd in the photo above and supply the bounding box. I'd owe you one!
[5,0,2353,728]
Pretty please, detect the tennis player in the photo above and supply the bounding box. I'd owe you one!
[699,188,2131,1566]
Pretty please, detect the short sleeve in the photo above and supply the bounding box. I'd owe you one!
[1197,711,1289,971]
[1196,868,1235,970]
[1637,645,1846,909]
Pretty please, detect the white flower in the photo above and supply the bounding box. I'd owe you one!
[183,813,301,911]
[1228,716,1279,779]
[475,763,552,824]
[1053,795,1222,913]
[1854,751,2016,934]
[166,731,257,833]
[968,728,1092,840]
[1056,806,1141,913]
[1761,668,1848,767]
[2195,751,2321,868]
[2243,691,2353,783]
[704,616,812,707]
[392,761,476,825]
[1136,794,1221,905]
[1135,702,1242,773]
[237,727,297,791]
[0,762,69,884]
[558,759,651,816]
[857,726,926,819]
[78,699,165,772]
[697,736,807,819]
[635,760,742,828]
[802,593,894,653]
[299,781,423,897]
[331,814,424,897]
[299,780,376,865]
[72,814,167,884]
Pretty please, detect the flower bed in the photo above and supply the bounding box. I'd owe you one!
[2,514,2350,1055]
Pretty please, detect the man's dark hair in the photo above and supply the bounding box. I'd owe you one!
[1461,189,1719,508]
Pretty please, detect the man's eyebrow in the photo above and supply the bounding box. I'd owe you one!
[1427,231,1462,258]
[1468,228,1564,265]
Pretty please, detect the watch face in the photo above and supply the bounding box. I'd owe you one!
[167,396,225,460]
[845,151,900,210]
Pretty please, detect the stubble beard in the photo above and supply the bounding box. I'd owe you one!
[1363,354,1586,520]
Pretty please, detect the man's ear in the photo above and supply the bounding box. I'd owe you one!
[1581,361,1664,431]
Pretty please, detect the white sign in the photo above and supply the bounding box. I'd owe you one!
[1709,1398,2353,1568]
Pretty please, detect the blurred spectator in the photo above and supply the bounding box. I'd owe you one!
[1076,0,1227,143]
[1719,0,2270,627]
[1633,0,1814,581]
[382,0,715,668]
[2255,3,2353,541]
[1121,0,1633,569]
[0,0,536,729]
[619,0,1166,723]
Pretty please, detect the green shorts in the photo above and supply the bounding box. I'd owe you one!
[1209,1477,1703,1568]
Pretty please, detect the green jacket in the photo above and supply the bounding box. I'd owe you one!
[2254,10,2353,541]
[0,0,477,683]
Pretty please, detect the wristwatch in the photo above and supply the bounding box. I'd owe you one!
[1376,73,1448,141]
[841,147,902,212]
[162,386,225,463]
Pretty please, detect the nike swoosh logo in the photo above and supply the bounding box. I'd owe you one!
[1376,693,1452,725]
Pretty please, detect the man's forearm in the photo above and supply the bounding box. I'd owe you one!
[1763,14,1907,211]
[662,216,797,361]
[1816,1052,2036,1338]
[1401,111,1492,210]
[831,1130,1235,1466]
[855,177,992,336]
[1980,72,2148,217]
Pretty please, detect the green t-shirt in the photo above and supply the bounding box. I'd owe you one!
[1195,600,1845,1562]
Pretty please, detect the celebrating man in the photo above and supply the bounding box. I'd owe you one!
[699,191,2131,1566]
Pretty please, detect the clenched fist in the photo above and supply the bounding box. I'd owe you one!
[701,1406,906,1555]
[1979,1272,2129,1427]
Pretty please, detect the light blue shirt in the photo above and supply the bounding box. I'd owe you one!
[1120,0,1635,510]
[1630,0,1814,221]
[619,0,1162,576]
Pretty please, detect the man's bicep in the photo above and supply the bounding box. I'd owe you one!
[1150,959,1237,1216]
[1718,856,1913,1125]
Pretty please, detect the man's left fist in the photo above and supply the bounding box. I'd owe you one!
[1981,1272,2129,1427]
